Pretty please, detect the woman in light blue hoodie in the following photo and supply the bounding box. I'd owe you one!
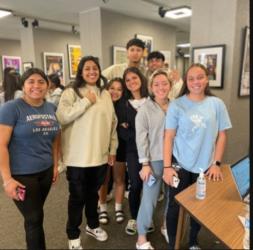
[135,69,172,250]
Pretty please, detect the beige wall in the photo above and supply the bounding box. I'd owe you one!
[101,9,177,69]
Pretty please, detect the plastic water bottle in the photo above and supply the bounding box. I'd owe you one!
[196,168,206,200]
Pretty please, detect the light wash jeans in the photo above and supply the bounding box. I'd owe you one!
[137,160,164,235]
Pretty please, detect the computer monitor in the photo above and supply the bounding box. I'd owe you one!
[231,156,249,201]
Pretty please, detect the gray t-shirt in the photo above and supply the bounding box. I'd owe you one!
[0,98,60,175]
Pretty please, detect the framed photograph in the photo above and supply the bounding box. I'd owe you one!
[238,26,249,97]
[23,62,33,72]
[192,44,225,88]
[135,34,153,66]
[1,55,22,74]
[113,46,127,64]
[160,50,171,68]
[67,44,82,79]
[43,52,64,82]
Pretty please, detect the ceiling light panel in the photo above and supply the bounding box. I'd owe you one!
[165,7,192,19]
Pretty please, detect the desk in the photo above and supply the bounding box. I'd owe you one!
[175,165,247,249]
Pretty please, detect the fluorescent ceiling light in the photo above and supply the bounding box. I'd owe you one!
[0,9,12,18]
[177,43,191,48]
[159,6,192,19]
[184,54,190,58]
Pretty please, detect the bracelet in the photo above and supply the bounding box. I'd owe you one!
[3,178,13,188]
[164,166,173,169]
[142,163,150,167]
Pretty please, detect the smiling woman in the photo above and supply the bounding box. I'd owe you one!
[56,56,118,248]
[0,68,61,250]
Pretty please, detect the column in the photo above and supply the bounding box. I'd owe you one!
[79,7,103,67]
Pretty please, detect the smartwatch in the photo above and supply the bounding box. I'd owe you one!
[212,160,221,167]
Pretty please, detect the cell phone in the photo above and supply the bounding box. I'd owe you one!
[147,175,156,187]
[172,176,180,188]
[17,187,26,201]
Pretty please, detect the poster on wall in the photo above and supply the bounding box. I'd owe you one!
[135,34,153,66]
[113,46,127,64]
[43,52,65,83]
[1,55,22,74]
[192,44,225,88]
[67,44,82,79]
[239,26,249,97]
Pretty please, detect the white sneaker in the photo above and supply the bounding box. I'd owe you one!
[160,227,169,243]
[86,225,108,241]
[189,245,201,250]
[136,241,154,249]
[68,237,83,249]
[124,190,129,199]
[125,219,137,235]
[106,192,113,202]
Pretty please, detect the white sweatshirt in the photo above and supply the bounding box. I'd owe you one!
[56,85,118,167]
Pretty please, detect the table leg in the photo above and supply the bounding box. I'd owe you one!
[175,206,186,249]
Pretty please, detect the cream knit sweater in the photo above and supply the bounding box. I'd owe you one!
[56,85,118,167]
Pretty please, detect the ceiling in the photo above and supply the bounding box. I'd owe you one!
[0,0,191,41]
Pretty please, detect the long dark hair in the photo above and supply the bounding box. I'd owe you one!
[123,67,149,99]
[2,72,21,101]
[71,56,106,98]
[48,73,65,90]
[179,63,214,97]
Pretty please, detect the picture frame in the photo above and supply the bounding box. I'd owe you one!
[238,26,249,97]
[113,46,127,64]
[23,62,33,72]
[1,55,22,74]
[192,44,225,88]
[135,34,153,66]
[43,52,64,82]
[67,44,82,79]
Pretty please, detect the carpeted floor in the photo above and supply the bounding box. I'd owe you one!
[0,171,225,249]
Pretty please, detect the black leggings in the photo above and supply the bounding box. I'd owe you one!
[13,167,53,250]
[126,151,142,219]
[166,167,201,249]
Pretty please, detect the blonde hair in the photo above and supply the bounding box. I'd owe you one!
[149,68,173,87]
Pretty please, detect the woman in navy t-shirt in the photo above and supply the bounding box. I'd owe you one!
[0,68,60,250]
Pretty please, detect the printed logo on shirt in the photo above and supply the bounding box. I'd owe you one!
[190,114,206,132]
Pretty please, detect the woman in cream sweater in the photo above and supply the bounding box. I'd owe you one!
[56,56,118,250]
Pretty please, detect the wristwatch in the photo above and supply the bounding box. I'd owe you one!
[212,160,221,167]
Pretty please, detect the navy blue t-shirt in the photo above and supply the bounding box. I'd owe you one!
[0,98,60,175]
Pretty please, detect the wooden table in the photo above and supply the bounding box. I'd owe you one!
[175,164,247,249]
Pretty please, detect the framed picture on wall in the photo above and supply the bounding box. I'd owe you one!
[238,26,249,97]
[1,55,22,74]
[43,52,65,83]
[23,62,33,72]
[67,44,82,79]
[135,34,153,66]
[192,44,225,88]
[113,46,127,64]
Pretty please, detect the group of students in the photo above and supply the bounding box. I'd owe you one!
[0,37,232,250]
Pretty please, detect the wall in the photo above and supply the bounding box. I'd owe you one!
[190,0,249,163]
[101,9,177,69]
[33,29,80,85]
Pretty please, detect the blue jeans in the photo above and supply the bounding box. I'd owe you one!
[137,160,163,235]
